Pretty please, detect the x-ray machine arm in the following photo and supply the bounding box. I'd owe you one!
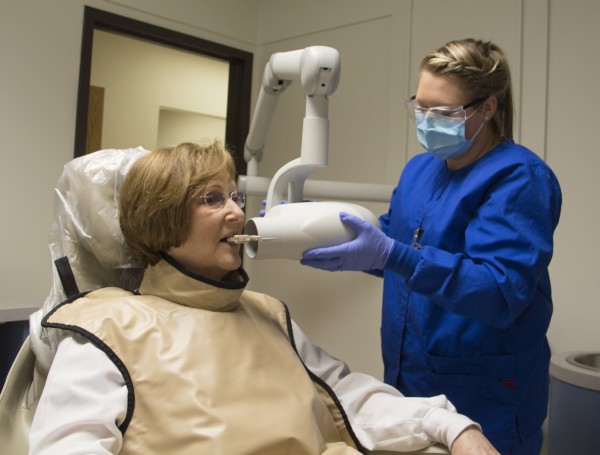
[243,46,341,212]
[239,46,393,260]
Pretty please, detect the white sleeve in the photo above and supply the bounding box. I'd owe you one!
[291,320,479,452]
[29,333,128,455]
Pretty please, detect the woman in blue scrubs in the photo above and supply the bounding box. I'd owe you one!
[301,38,562,455]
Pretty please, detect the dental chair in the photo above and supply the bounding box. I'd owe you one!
[0,336,41,454]
[0,146,448,455]
[0,147,148,454]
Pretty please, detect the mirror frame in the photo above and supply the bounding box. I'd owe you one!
[74,6,252,174]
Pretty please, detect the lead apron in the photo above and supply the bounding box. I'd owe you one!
[44,261,361,455]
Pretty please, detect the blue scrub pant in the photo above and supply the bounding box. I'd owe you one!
[505,429,543,455]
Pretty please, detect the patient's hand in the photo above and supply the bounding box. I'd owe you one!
[450,426,499,455]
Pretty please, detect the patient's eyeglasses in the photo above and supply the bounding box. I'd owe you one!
[198,191,246,209]
[405,95,487,121]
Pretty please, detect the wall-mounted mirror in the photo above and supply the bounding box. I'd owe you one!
[74,7,253,174]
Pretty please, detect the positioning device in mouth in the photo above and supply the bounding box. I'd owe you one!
[226,235,263,245]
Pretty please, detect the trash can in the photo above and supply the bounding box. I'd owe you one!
[548,352,600,455]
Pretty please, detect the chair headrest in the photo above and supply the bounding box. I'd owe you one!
[44,147,149,311]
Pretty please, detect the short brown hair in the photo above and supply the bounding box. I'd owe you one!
[119,141,238,267]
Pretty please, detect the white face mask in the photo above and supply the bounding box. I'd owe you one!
[416,109,485,160]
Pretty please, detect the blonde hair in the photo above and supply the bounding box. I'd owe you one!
[420,38,514,139]
[119,141,238,267]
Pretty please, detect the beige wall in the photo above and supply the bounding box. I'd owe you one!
[157,110,225,149]
[91,29,229,150]
[1,0,599,435]
[545,0,600,355]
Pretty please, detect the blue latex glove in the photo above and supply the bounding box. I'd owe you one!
[300,212,395,272]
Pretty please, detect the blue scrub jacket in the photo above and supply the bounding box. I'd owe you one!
[379,140,562,451]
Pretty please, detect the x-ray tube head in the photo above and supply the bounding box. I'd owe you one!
[244,201,380,260]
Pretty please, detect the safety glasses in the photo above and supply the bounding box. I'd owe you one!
[198,191,246,209]
[405,95,487,121]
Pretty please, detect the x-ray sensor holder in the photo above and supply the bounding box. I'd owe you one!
[245,201,380,260]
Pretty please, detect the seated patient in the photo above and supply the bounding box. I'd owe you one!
[28,141,498,455]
